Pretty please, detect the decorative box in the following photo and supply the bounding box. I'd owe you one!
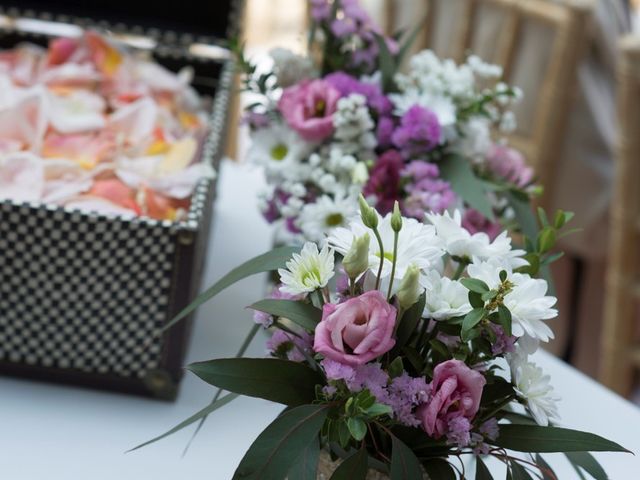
[0,0,241,399]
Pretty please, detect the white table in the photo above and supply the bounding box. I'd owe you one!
[0,160,638,479]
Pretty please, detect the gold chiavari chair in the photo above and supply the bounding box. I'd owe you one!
[600,35,640,397]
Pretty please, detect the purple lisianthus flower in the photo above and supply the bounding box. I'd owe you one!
[461,208,502,242]
[401,161,456,218]
[486,144,534,188]
[324,72,392,116]
[392,105,441,159]
[267,329,313,362]
[363,149,403,215]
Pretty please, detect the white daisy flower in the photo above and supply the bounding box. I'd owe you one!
[278,242,335,295]
[509,353,560,426]
[421,270,472,320]
[327,212,444,283]
[247,123,311,173]
[466,260,557,342]
[297,195,357,243]
[426,210,527,268]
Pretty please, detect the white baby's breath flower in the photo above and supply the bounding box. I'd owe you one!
[421,270,472,320]
[509,353,560,426]
[279,242,335,295]
[467,259,557,342]
[297,195,357,243]
[328,212,444,283]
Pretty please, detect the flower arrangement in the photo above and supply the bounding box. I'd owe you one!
[239,0,533,244]
[139,197,629,479]
[0,31,213,220]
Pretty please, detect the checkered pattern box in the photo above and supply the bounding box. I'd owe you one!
[0,1,239,399]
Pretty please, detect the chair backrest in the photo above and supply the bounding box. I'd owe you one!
[600,35,640,396]
[382,0,593,209]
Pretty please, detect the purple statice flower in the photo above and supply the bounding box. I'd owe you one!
[323,358,357,383]
[446,415,473,448]
[461,208,502,242]
[324,72,392,116]
[401,161,456,218]
[488,323,516,356]
[252,285,302,327]
[377,116,395,148]
[331,17,358,37]
[479,418,499,441]
[309,0,332,20]
[363,149,403,214]
[261,196,281,223]
[387,373,431,427]
[322,385,337,397]
[322,360,390,404]
[266,330,313,362]
[285,216,302,234]
[242,111,270,129]
[392,105,441,159]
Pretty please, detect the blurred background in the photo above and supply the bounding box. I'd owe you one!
[234,0,640,404]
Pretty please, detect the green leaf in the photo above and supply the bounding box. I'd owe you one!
[288,438,320,480]
[374,33,397,92]
[510,461,534,480]
[187,358,323,406]
[565,452,608,480]
[499,411,537,426]
[390,435,424,480]
[249,299,321,331]
[469,291,484,309]
[505,191,538,240]
[394,293,426,353]
[461,278,491,294]
[440,154,494,220]
[462,308,486,336]
[537,207,550,227]
[388,357,404,379]
[489,424,631,453]
[330,448,368,480]
[497,304,512,336]
[163,246,299,331]
[233,404,329,480]
[481,378,515,406]
[347,417,367,441]
[397,16,427,65]
[422,459,455,480]
[475,457,494,480]
[365,403,393,418]
[536,227,556,253]
[127,393,239,451]
[534,454,557,480]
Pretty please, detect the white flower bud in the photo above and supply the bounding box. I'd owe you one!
[397,264,422,309]
[343,233,371,280]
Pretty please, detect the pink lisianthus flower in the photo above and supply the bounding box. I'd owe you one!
[486,144,534,188]
[461,208,502,242]
[278,79,340,141]
[417,359,486,438]
[313,290,397,366]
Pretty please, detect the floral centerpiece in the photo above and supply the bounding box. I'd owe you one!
[239,0,533,244]
[137,197,629,479]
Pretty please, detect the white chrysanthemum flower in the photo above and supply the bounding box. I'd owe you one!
[297,195,357,243]
[247,123,311,173]
[509,353,560,426]
[426,210,527,268]
[269,48,316,88]
[421,270,472,320]
[279,242,335,295]
[328,212,444,282]
[466,260,557,342]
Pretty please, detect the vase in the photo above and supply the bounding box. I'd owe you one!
[316,451,429,479]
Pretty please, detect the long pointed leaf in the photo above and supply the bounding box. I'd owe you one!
[393,293,426,353]
[510,461,533,480]
[249,299,321,331]
[127,393,239,451]
[163,245,299,331]
[187,358,323,406]
[390,435,423,479]
[288,437,320,480]
[233,404,329,480]
[422,459,455,480]
[565,452,607,480]
[534,454,557,480]
[440,154,494,220]
[476,457,494,480]
[490,424,630,453]
[330,448,369,480]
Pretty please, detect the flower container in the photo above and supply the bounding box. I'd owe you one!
[0,0,241,399]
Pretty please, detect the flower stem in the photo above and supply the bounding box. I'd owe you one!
[386,230,400,300]
[372,228,385,291]
[452,260,467,280]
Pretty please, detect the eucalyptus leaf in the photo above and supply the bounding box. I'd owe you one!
[440,154,494,220]
[187,358,323,406]
[394,293,426,353]
[490,425,630,453]
[330,448,369,480]
[249,299,321,331]
[288,438,320,480]
[374,33,397,92]
[422,459,455,480]
[233,404,329,480]
[534,454,557,480]
[163,246,299,331]
[390,435,424,480]
[475,457,494,480]
[510,461,534,480]
[565,452,607,480]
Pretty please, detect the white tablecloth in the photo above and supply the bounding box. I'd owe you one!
[0,160,638,479]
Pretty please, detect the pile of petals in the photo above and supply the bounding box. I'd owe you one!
[158,197,629,478]
[240,0,534,244]
[0,31,214,221]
